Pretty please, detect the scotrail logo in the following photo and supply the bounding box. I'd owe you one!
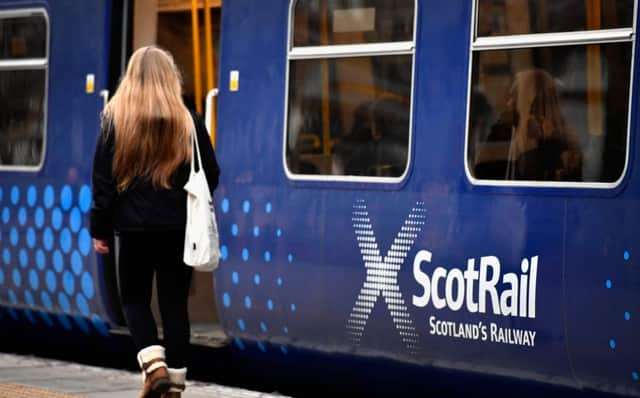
[346,199,426,355]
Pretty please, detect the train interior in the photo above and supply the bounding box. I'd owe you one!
[105,0,225,346]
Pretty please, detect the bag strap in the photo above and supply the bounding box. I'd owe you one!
[190,126,204,174]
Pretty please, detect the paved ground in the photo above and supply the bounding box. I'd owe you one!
[0,353,288,398]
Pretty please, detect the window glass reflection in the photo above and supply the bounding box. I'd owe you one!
[477,0,633,37]
[0,70,46,167]
[287,55,412,177]
[0,15,47,59]
[468,43,631,183]
[293,0,414,46]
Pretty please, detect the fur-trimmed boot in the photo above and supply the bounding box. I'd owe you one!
[137,345,171,398]
[161,368,186,398]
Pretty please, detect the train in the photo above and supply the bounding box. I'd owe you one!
[0,0,638,396]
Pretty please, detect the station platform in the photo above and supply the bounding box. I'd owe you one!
[0,353,288,398]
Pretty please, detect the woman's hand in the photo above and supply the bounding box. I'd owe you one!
[93,239,110,254]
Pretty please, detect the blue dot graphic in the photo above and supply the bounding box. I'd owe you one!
[18,207,26,226]
[26,228,36,248]
[625,312,631,321]
[267,299,274,310]
[231,224,238,236]
[36,250,45,270]
[254,274,261,285]
[51,208,63,230]
[2,208,9,224]
[41,291,53,311]
[265,202,272,213]
[260,322,267,332]
[29,270,39,290]
[46,271,56,293]
[38,312,54,327]
[10,186,19,205]
[78,229,91,256]
[284,326,289,334]
[3,249,10,265]
[277,277,283,286]
[242,248,249,262]
[8,290,17,305]
[53,250,64,272]
[257,342,266,352]
[232,272,239,284]
[71,251,82,275]
[264,251,271,262]
[60,228,72,253]
[74,315,90,334]
[79,185,91,213]
[12,269,21,287]
[24,291,35,306]
[76,294,90,316]
[624,251,630,261]
[35,208,44,228]
[242,200,250,213]
[19,249,28,268]
[60,185,73,211]
[606,280,612,289]
[280,346,288,355]
[63,271,75,295]
[223,293,231,307]
[237,319,246,331]
[70,208,82,233]
[221,198,230,213]
[81,273,94,299]
[221,246,228,261]
[277,229,282,237]
[27,186,37,207]
[58,292,71,313]
[633,371,639,381]
[244,296,252,309]
[43,228,54,251]
[291,304,296,312]
[57,314,72,330]
[44,186,54,208]
[288,254,293,263]
[0,269,4,285]
[91,314,110,337]
[253,226,260,237]
[609,339,616,349]
[234,338,245,351]
[9,228,18,246]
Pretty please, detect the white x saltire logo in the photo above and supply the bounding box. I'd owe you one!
[346,199,426,355]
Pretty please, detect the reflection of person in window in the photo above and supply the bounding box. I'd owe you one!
[506,69,582,181]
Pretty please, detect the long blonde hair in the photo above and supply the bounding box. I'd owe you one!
[104,46,192,192]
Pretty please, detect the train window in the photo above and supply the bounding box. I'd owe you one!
[0,10,48,170]
[285,0,416,181]
[467,0,634,186]
[293,0,414,46]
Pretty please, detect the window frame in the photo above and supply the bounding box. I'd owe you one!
[464,0,638,189]
[0,8,50,173]
[282,0,418,184]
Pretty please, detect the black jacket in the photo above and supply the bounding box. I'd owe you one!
[90,112,220,240]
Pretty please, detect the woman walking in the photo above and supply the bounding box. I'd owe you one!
[90,46,220,398]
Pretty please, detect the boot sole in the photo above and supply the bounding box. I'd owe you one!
[143,378,171,398]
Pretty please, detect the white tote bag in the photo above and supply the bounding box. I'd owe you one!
[183,129,220,271]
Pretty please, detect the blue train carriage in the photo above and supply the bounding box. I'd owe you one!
[214,0,640,396]
[0,1,116,335]
[0,0,223,346]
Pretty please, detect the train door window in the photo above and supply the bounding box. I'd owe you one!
[467,0,635,187]
[285,0,416,181]
[0,10,48,170]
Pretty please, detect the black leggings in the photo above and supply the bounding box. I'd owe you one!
[118,230,193,368]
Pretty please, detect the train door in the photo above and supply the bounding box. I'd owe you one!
[105,0,224,345]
